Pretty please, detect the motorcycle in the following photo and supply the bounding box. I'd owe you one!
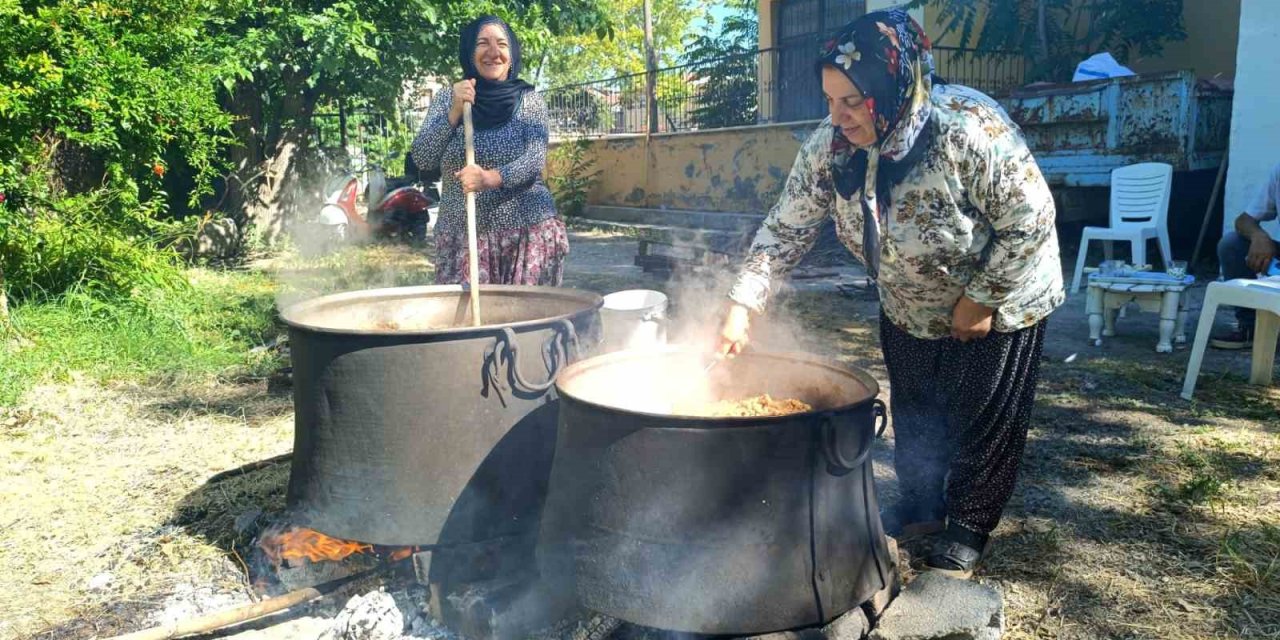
[317,152,438,244]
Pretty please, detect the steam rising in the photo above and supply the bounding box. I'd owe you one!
[585,254,835,415]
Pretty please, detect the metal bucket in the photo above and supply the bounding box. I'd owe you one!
[599,289,668,353]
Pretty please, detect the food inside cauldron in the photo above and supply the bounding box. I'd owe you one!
[367,318,450,331]
[553,349,833,418]
[674,394,812,418]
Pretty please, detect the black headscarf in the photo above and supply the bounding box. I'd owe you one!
[459,15,535,130]
[815,9,936,280]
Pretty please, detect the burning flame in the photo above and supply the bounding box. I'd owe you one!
[259,526,373,565]
[257,525,420,567]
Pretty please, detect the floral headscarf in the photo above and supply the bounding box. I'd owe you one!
[818,9,936,202]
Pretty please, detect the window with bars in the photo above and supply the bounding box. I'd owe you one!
[775,0,867,122]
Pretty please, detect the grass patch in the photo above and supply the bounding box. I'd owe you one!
[267,243,435,306]
[0,267,282,406]
[1221,525,1280,599]
[0,242,442,407]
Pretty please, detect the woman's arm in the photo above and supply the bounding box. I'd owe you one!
[491,92,550,192]
[959,119,1057,311]
[728,125,836,313]
[411,86,456,175]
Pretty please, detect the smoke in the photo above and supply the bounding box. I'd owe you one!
[666,261,822,358]
[273,200,437,320]
[587,232,836,414]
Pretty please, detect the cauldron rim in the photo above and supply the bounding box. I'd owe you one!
[279,284,603,337]
[554,347,881,426]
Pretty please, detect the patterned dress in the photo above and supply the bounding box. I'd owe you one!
[412,85,568,286]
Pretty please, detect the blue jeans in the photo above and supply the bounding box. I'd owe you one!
[1218,231,1279,330]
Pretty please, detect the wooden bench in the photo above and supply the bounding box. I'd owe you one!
[573,206,763,275]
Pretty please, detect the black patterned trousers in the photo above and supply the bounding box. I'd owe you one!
[879,316,1047,535]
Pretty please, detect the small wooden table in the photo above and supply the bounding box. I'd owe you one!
[1086,273,1194,352]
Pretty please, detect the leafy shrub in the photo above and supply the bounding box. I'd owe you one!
[548,138,600,218]
[0,0,232,302]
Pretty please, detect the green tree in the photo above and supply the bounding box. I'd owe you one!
[538,0,711,87]
[0,0,235,302]
[683,0,759,129]
[0,0,616,304]
[912,0,1187,83]
[207,0,615,241]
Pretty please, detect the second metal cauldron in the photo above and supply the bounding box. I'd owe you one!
[539,348,894,635]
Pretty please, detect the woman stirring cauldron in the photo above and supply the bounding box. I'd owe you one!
[412,15,568,286]
[717,10,1063,578]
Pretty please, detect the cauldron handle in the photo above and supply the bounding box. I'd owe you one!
[822,399,886,473]
[873,398,888,437]
[496,322,575,395]
[555,318,582,361]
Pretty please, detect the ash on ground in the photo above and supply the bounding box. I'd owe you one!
[216,584,456,640]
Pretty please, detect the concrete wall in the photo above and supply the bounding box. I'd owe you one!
[1129,0,1239,80]
[550,120,823,214]
[1224,0,1280,236]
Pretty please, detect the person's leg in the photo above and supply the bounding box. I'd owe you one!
[928,321,1047,577]
[879,317,949,536]
[1214,232,1257,348]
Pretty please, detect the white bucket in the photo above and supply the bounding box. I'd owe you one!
[600,289,669,353]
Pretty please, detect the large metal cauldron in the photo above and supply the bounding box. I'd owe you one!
[539,349,893,636]
[281,285,601,558]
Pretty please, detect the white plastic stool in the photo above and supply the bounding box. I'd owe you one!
[1181,278,1280,400]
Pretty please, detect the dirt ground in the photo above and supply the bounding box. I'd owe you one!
[2,231,1278,640]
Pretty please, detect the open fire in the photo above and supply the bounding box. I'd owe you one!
[258,525,417,567]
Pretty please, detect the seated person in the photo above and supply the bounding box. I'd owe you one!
[1213,161,1280,349]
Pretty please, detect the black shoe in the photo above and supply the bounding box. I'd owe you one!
[1210,326,1254,350]
[880,501,945,539]
[925,523,990,580]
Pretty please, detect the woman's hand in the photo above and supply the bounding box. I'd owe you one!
[448,79,477,126]
[717,303,752,357]
[455,164,502,193]
[952,296,995,342]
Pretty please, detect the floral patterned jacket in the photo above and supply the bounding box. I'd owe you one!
[730,84,1064,340]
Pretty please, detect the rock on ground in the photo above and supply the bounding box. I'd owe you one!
[869,573,1003,640]
[823,606,871,640]
[320,590,404,640]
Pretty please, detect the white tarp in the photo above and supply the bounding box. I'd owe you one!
[1073,52,1135,82]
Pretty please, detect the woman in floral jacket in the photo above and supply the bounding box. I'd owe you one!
[718,10,1063,578]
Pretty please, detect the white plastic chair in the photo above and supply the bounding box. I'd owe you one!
[1180,278,1280,400]
[1070,163,1174,293]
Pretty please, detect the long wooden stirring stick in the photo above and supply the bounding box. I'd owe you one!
[462,102,482,327]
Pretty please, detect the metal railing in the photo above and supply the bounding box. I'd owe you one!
[931,46,1029,98]
[543,45,1029,137]
[544,48,776,137]
[544,70,652,137]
